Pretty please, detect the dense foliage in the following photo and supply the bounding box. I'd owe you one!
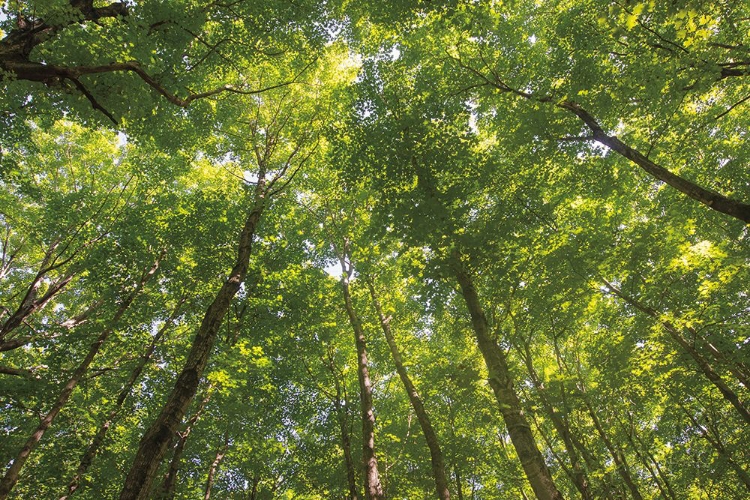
[1,1,748,499]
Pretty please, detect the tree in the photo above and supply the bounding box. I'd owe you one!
[2,1,748,499]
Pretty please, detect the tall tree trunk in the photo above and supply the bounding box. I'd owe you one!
[575,373,643,500]
[617,417,674,500]
[549,338,602,476]
[622,412,677,500]
[603,280,750,424]
[338,392,359,500]
[326,351,359,500]
[1,182,130,347]
[528,411,569,475]
[450,59,750,223]
[516,340,592,500]
[248,472,260,500]
[119,177,267,500]
[450,254,564,500]
[204,430,229,500]
[446,400,465,500]
[366,277,451,500]
[0,237,74,344]
[0,251,165,500]
[157,388,214,500]
[677,402,750,490]
[61,298,184,499]
[454,467,464,500]
[339,253,384,500]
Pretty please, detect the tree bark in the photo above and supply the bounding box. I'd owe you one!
[248,472,261,499]
[0,366,35,378]
[156,388,214,500]
[677,402,750,490]
[204,430,229,500]
[339,254,384,500]
[450,254,564,500]
[60,298,184,499]
[366,278,451,500]
[449,56,750,223]
[119,178,267,500]
[618,415,676,500]
[0,238,73,342]
[0,251,164,500]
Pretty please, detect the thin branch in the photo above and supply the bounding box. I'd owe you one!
[557,135,595,142]
[0,365,37,378]
[67,77,118,125]
[715,93,750,120]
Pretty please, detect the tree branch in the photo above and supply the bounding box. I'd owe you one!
[67,76,118,125]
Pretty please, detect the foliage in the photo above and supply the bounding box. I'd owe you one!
[1,1,748,499]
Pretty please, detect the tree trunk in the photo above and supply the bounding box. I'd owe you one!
[0,238,73,342]
[603,280,750,424]
[450,254,564,500]
[0,251,164,500]
[516,340,592,500]
[204,430,229,500]
[583,400,643,500]
[624,414,677,500]
[329,356,359,500]
[618,417,675,500]
[119,178,267,500]
[572,360,643,500]
[366,278,451,500]
[677,402,750,490]
[157,388,214,500]
[61,298,184,499]
[451,61,750,223]
[339,256,384,500]
[249,473,260,500]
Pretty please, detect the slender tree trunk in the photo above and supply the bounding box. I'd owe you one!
[677,402,750,490]
[119,178,267,500]
[695,334,750,389]
[446,401,465,500]
[328,356,359,500]
[248,473,260,500]
[1,183,126,344]
[0,251,165,500]
[548,338,602,477]
[454,467,464,500]
[0,273,72,341]
[338,396,359,500]
[577,388,643,500]
[517,341,592,500]
[623,415,677,500]
[204,430,229,500]
[366,278,451,500]
[339,254,384,500]
[618,419,673,500]
[603,280,750,424]
[157,388,214,500]
[450,254,563,500]
[0,239,71,341]
[61,298,184,499]
[0,366,35,378]
[451,61,750,223]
